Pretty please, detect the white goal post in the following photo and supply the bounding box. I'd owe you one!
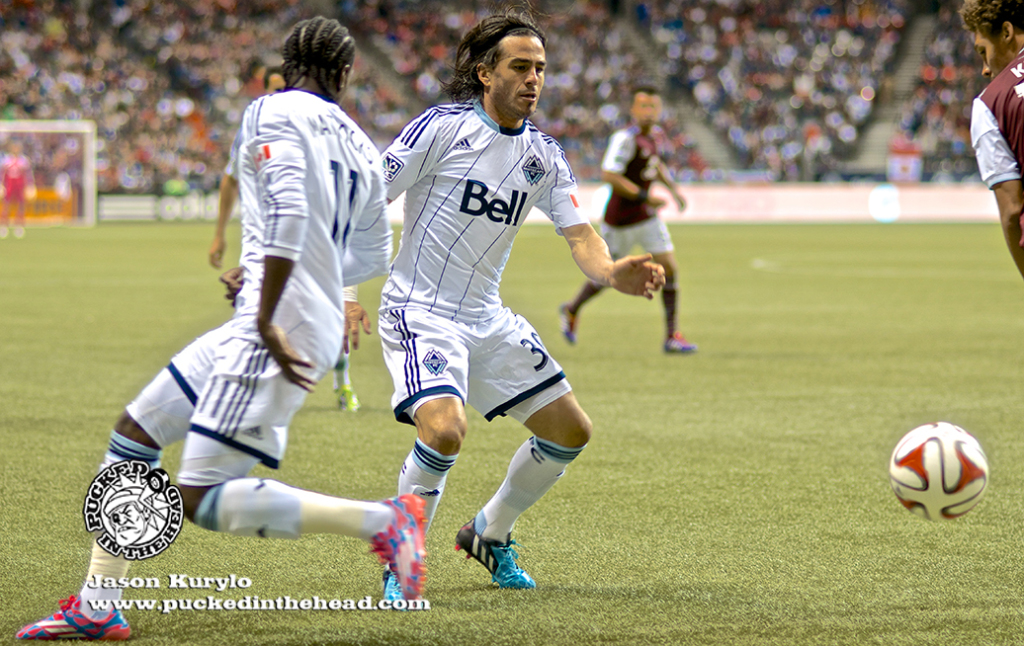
[0,120,96,226]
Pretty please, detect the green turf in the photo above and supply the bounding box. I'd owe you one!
[2,221,1022,645]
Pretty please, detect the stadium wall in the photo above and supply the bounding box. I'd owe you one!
[98,183,999,224]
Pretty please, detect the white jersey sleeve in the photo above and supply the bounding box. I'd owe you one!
[971,97,1021,188]
[253,118,310,262]
[602,129,636,174]
[342,161,392,286]
[382,106,457,201]
[533,144,588,233]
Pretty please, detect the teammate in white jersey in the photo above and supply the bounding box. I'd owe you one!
[16,18,424,642]
[377,9,665,597]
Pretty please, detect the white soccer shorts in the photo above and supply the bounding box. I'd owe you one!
[126,320,319,485]
[379,306,572,426]
[600,217,674,259]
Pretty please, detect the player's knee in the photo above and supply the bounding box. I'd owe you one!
[414,400,467,455]
[554,410,592,449]
[178,485,211,523]
[113,411,160,449]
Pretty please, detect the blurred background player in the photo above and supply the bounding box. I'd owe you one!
[377,9,664,600]
[15,17,418,641]
[962,0,1024,279]
[0,140,36,239]
[559,86,697,354]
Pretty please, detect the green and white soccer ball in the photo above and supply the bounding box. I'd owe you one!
[889,422,989,521]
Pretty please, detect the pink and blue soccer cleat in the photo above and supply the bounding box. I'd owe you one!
[664,331,698,354]
[370,494,427,601]
[16,595,130,641]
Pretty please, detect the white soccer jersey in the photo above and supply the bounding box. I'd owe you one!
[971,97,1021,188]
[230,89,392,369]
[380,100,587,323]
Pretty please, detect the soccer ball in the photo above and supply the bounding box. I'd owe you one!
[888,422,989,521]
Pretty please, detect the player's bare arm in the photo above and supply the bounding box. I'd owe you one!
[562,222,665,299]
[210,172,239,268]
[992,179,1024,279]
[656,163,686,211]
[259,255,315,391]
[601,169,665,208]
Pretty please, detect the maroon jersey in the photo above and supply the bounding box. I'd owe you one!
[601,125,666,227]
[971,47,1024,188]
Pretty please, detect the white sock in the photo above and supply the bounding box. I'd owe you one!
[398,439,458,532]
[78,542,130,620]
[193,478,392,541]
[78,431,163,619]
[477,437,585,542]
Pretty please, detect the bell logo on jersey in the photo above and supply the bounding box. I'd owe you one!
[459,180,529,226]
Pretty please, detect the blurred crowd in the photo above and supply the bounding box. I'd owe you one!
[641,0,910,180]
[1,0,705,192]
[344,0,705,180]
[893,1,983,180]
[0,0,990,192]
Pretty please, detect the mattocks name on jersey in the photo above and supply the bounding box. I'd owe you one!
[459,180,529,226]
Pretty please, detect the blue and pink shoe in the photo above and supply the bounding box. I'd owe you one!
[369,494,427,601]
[16,595,130,641]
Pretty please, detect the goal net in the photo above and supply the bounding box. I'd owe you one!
[0,121,96,226]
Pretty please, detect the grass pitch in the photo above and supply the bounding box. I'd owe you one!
[1,221,1022,645]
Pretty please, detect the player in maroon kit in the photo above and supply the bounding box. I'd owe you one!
[963,0,1024,278]
[0,140,35,239]
[559,87,696,353]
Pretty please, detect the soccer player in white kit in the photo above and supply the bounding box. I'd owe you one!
[17,18,425,641]
[377,10,665,597]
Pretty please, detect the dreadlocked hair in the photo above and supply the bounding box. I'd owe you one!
[282,16,356,101]
[960,0,1024,35]
[441,7,546,103]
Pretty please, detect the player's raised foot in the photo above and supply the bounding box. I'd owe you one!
[16,595,131,641]
[369,494,427,601]
[455,521,536,589]
[558,303,578,345]
[336,384,360,412]
[664,331,697,354]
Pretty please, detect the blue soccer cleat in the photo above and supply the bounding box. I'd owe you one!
[455,521,536,589]
[370,494,427,601]
[16,595,131,641]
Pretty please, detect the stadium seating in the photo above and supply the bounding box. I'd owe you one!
[893,1,983,181]
[642,0,913,179]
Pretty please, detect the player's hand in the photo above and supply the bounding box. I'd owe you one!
[610,253,666,300]
[343,300,372,353]
[647,195,667,208]
[209,235,226,268]
[219,267,244,306]
[259,322,316,391]
[25,186,36,201]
